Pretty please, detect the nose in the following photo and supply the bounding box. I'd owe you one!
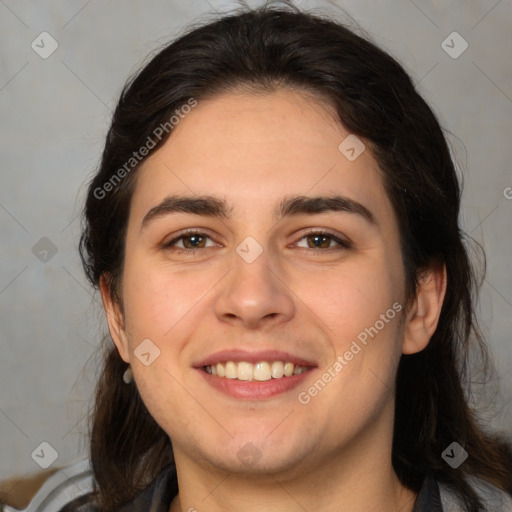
[213,242,295,330]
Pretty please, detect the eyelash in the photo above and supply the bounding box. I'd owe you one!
[162,229,352,255]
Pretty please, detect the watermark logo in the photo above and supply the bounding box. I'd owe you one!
[31,32,59,59]
[134,338,161,366]
[237,442,263,466]
[32,237,58,263]
[441,32,468,59]
[442,442,468,469]
[236,236,263,264]
[94,98,198,200]
[31,441,59,469]
[338,134,365,161]
[297,302,403,405]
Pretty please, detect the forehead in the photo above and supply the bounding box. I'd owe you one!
[130,88,392,226]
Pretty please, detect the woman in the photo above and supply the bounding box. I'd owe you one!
[69,2,512,511]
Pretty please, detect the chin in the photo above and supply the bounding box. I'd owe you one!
[197,433,313,476]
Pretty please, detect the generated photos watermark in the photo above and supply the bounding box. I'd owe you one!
[93,97,198,200]
[297,302,403,405]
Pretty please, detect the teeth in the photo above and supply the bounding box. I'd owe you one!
[237,362,253,381]
[225,361,237,379]
[216,362,225,377]
[284,362,294,377]
[271,361,284,378]
[203,361,310,381]
[254,362,271,381]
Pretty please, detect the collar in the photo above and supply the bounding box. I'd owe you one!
[117,464,442,512]
[412,473,444,512]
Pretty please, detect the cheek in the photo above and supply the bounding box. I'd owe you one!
[119,262,204,433]
[121,256,214,342]
[300,269,403,438]
[299,258,401,344]
[296,255,404,407]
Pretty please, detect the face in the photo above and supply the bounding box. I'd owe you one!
[103,88,425,477]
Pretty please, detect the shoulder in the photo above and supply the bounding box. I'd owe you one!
[2,460,95,512]
[56,462,177,512]
[56,493,98,512]
[439,476,512,511]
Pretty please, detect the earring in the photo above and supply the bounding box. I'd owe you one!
[123,366,133,384]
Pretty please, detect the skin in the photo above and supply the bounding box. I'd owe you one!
[100,88,447,512]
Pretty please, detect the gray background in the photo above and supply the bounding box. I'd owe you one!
[1,0,511,479]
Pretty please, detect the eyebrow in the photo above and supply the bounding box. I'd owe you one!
[140,194,377,231]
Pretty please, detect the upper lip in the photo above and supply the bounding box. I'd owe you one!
[194,349,317,368]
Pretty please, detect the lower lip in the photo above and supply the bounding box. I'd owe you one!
[198,368,314,400]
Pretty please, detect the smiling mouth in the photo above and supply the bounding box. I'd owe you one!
[203,361,312,381]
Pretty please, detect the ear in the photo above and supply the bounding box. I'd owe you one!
[402,261,447,355]
[99,274,130,362]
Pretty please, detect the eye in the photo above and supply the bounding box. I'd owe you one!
[162,230,218,253]
[162,229,351,255]
[294,230,352,251]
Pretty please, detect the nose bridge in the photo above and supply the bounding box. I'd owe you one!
[214,233,295,328]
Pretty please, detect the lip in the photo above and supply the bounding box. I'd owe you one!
[194,349,318,400]
[193,349,317,368]
[198,367,316,400]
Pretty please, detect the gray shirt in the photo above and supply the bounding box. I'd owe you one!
[59,464,512,512]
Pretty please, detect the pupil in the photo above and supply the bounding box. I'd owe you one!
[187,235,203,248]
[311,235,328,248]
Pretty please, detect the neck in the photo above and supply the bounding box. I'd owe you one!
[169,402,417,512]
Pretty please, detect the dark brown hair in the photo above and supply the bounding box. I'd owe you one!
[79,2,512,510]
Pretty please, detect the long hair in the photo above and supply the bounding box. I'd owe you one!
[79,2,512,510]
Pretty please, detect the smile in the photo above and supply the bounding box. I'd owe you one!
[203,361,311,381]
